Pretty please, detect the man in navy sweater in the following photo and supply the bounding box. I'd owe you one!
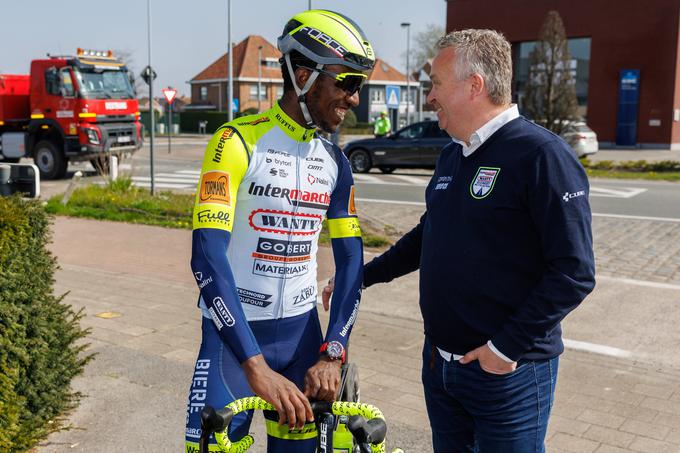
[325,29,595,452]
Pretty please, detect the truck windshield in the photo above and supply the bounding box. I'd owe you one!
[75,68,135,99]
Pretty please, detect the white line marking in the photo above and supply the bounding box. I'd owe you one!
[597,275,680,290]
[563,338,632,358]
[389,175,429,185]
[353,174,385,183]
[176,170,202,176]
[154,172,201,180]
[132,176,196,184]
[590,187,647,198]
[592,212,680,223]
[132,182,194,189]
[356,197,425,206]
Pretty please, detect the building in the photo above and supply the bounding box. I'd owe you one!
[188,35,283,113]
[446,0,680,149]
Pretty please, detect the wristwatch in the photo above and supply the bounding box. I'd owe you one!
[319,341,346,363]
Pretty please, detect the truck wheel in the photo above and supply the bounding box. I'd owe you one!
[90,156,110,175]
[33,140,68,180]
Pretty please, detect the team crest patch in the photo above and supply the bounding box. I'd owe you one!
[470,167,500,199]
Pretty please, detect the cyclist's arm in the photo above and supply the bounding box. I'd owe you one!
[324,152,364,349]
[190,126,260,363]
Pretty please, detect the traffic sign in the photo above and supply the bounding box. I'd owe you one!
[141,65,157,85]
[162,88,177,104]
[232,98,239,113]
[385,85,401,109]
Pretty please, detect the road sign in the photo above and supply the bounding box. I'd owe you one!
[141,65,157,85]
[385,85,401,109]
[162,88,177,104]
[232,98,239,113]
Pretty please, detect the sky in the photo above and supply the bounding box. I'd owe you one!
[0,0,447,98]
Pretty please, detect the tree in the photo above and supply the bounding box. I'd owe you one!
[403,24,445,73]
[523,11,578,135]
[114,49,145,97]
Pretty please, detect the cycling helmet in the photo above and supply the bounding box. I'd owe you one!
[278,10,375,127]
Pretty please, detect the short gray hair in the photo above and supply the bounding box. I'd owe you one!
[437,29,512,105]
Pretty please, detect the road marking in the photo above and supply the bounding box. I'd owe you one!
[592,212,680,223]
[130,181,195,189]
[357,197,426,206]
[389,175,429,185]
[590,186,647,198]
[598,275,680,290]
[353,174,386,183]
[563,338,632,358]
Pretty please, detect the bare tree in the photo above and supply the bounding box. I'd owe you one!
[114,49,145,97]
[523,11,577,135]
[402,24,445,73]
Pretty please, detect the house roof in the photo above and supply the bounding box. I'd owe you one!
[190,35,283,83]
[366,58,414,85]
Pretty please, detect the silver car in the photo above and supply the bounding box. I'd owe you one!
[562,122,598,157]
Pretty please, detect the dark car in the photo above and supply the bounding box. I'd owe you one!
[343,120,451,173]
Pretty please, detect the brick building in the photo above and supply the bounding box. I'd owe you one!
[446,0,680,148]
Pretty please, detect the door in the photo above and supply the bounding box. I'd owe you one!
[380,122,428,166]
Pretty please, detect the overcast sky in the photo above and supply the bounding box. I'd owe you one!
[0,0,446,97]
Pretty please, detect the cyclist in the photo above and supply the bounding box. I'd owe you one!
[185,10,375,453]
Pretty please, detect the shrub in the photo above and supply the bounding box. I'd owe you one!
[0,196,92,452]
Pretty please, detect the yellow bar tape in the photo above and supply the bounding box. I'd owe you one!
[327,217,362,238]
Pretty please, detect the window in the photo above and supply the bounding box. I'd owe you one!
[249,85,266,100]
[370,88,384,103]
[276,85,284,99]
[60,68,75,97]
[45,67,59,95]
[264,57,279,68]
[396,123,426,139]
[200,86,208,100]
[514,37,591,117]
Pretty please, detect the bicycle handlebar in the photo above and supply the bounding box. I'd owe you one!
[200,397,388,453]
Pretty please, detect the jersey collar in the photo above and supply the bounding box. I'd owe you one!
[270,102,315,143]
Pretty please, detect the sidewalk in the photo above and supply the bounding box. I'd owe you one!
[37,217,680,453]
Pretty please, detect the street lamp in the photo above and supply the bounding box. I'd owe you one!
[258,45,263,112]
[147,0,155,195]
[227,0,233,121]
[401,22,411,126]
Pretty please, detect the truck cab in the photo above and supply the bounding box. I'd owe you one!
[0,48,143,179]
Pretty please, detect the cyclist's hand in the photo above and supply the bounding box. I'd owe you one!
[303,357,342,402]
[242,354,314,429]
[321,277,335,311]
[459,344,517,375]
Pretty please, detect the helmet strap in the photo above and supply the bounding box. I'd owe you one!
[285,53,322,128]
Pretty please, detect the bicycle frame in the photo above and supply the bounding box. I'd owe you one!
[199,397,389,453]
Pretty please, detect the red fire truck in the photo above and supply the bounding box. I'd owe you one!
[0,49,142,179]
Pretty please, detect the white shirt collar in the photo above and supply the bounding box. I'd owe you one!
[452,104,519,157]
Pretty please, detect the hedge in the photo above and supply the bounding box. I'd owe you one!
[0,196,92,452]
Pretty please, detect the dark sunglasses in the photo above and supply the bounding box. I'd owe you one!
[300,66,368,96]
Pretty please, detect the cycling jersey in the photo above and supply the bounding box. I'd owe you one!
[189,101,364,364]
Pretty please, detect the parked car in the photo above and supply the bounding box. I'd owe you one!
[562,122,599,157]
[343,120,451,173]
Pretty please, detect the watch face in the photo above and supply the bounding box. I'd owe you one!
[326,341,344,359]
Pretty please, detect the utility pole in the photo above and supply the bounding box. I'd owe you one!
[227,0,234,121]
[401,22,411,126]
[147,0,155,195]
[258,45,263,112]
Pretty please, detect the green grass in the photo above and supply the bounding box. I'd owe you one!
[46,177,391,247]
[580,158,680,181]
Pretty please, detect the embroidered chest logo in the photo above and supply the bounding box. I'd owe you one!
[470,167,500,199]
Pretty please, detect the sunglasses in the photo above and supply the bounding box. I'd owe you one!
[301,66,367,96]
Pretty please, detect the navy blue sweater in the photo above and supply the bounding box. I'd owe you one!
[364,117,596,361]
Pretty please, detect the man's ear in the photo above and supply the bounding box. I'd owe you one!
[295,66,312,90]
[469,73,485,100]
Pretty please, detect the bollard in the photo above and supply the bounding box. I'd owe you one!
[0,164,10,197]
[110,155,118,181]
[61,171,83,205]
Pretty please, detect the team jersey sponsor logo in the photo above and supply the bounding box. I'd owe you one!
[252,237,312,262]
[266,156,292,167]
[275,113,297,133]
[305,156,324,163]
[299,26,348,57]
[563,190,586,202]
[435,176,452,190]
[348,186,357,216]
[253,260,310,279]
[339,292,361,337]
[269,168,289,177]
[187,359,210,416]
[194,272,213,289]
[293,285,316,305]
[307,174,330,186]
[307,164,323,171]
[248,182,330,210]
[199,171,231,206]
[237,117,270,126]
[249,209,322,236]
[470,167,500,199]
[196,208,231,225]
[212,128,235,163]
[210,297,235,329]
[267,148,291,157]
[237,287,273,308]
